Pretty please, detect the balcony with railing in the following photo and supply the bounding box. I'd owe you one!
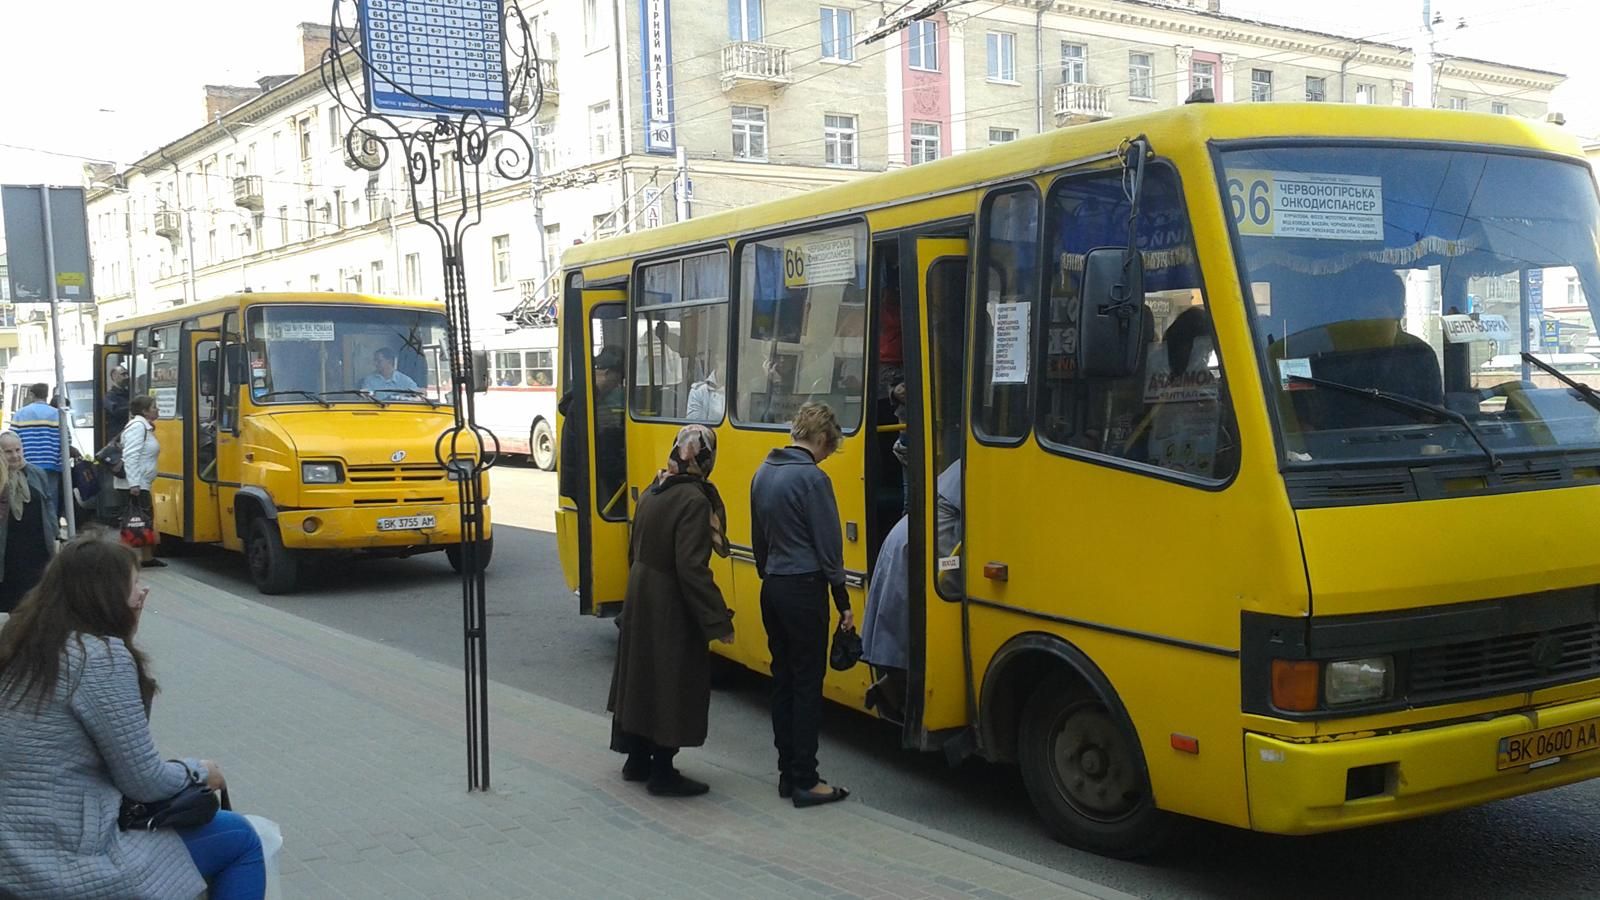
[721,42,792,91]
[154,207,182,240]
[1054,82,1112,124]
[537,58,558,105]
[232,175,264,211]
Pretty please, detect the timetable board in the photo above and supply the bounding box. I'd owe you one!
[361,0,508,119]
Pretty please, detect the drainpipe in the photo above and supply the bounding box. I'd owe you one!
[1338,40,1364,103]
[159,148,196,306]
[613,0,631,231]
[1035,3,1047,134]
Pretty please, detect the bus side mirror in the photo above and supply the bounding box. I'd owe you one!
[470,348,490,393]
[1078,247,1146,379]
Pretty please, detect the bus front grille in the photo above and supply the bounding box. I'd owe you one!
[1407,621,1600,700]
[347,464,447,483]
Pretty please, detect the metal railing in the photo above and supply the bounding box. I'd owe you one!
[721,41,792,87]
[232,175,264,210]
[1053,82,1111,121]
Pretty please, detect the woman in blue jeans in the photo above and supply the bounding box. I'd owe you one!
[0,534,264,899]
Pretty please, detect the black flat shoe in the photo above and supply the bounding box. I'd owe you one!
[141,559,168,569]
[621,757,650,782]
[647,772,710,797]
[791,782,849,808]
[778,775,792,799]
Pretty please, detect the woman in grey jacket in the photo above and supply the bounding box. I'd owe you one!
[0,534,264,899]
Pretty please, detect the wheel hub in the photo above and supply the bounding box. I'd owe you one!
[1051,705,1141,821]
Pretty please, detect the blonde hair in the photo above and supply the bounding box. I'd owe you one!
[790,402,843,452]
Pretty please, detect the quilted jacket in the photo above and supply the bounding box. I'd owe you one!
[0,634,205,899]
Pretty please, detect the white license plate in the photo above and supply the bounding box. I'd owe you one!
[377,515,437,532]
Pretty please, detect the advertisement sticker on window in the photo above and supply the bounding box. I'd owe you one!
[1227,170,1384,241]
[991,301,1031,384]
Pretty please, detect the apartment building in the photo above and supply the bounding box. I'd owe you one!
[78,0,1564,356]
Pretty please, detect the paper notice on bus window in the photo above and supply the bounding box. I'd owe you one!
[152,388,178,418]
[270,321,336,342]
[782,235,855,288]
[991,302,1030,384]
[1442,314,1513,344]
[1228,169,1384,241]
[1278,357,1313,390]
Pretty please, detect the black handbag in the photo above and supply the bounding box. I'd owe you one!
[830,624,863,671]
[118,783,230,831]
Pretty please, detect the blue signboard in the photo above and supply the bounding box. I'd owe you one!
[640,0,676,153]
[1542,319,1561,352]
[361,0,508,120]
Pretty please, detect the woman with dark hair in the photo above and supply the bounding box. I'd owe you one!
[116,394,163,567]
[0,430,58,613]
[0,535,264,899]
[608,423,735,796]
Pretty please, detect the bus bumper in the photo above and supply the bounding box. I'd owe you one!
[274,502,491,551]
[1245,693,1600,835]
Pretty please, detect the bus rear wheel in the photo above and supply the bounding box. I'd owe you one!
[531,419,556,471]
[1018,672,1168,859]
[246,517,301,595]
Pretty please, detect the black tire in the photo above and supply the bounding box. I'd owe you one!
[446,535,494,574]
[246,517,300,595]
[1017,671,1169,858]
[531,419,556,471]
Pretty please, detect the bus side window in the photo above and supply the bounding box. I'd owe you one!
[221,313,241,433]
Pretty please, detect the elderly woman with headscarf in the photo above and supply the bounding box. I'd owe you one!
[607,423,735,797]
[0,431,58,613]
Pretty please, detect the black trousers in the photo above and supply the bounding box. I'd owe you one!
[760,572,829,789]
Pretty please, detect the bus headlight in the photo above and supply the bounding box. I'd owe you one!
[1324,657,1393,706]
[301,462,343,484]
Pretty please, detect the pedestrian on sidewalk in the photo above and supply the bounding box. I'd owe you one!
[0,534,265,899]
[608,423,736,797]
[0,431,58,614]
[116,395,165,568]
[750,402,853,808]
[9,383,63,520]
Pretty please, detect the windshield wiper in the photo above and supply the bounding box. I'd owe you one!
[1288,374,1503,469]
[318,389,388,408]
[1519,352,1600,413]
[378,388,441,408]
[256,390,331,408]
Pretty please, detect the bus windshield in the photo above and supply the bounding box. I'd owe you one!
[246,304,451,405]
[1219,145,1600,467]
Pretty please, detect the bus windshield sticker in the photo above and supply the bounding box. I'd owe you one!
[783,235,855,288]
[270,321,337,342]
[1442,314,1514,344]
[1227,169,1384,242]
[991,301,1031,385]
[1278,357,1312,390]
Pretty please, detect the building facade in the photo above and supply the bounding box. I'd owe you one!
[74,0,1564,360]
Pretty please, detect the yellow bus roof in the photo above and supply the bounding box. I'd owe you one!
[105,292,445,335]
[563,103,1584,271]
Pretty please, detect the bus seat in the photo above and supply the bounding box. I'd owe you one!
[1269,319,1444,430]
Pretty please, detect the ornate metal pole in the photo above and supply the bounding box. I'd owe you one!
[321,0,543,791]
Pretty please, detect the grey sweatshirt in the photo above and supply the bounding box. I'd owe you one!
[749,446,849,611]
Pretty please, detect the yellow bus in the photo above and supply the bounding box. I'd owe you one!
[98,292,491,594]
[556,102,1600,855]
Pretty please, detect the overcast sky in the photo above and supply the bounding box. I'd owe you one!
[0,0,1594,189]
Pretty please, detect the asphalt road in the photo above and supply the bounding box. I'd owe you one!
[168,465,1600,899]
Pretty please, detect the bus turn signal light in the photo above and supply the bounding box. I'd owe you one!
[1170,733,1200,754]
[1271,659,1320,712]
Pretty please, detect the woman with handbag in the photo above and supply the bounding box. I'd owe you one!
[0,431,58,614]
[0,534,264,899]
[607,423,736,796]
[116,395,164,568]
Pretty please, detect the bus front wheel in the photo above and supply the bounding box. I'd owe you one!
[446,536,494,574]
[246,517,301,595]
[531,419,556,471]
[1017,672,1168,859]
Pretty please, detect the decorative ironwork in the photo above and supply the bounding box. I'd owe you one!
[320,0,545,792]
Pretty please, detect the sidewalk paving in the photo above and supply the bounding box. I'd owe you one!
[140,569,1135,900]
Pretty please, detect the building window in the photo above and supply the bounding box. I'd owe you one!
[1401,84,1414,107]
[404,252,422,295]
[584,0,607,49]
[326,106,342,151]
[370,260,385,294]
[910,121,941,165]
[492,234,512,288]
[989,127,1019,145]
[1492,101,1510,115]
[1061,42,1086,84]
[272,131,284,171]
[298,116,313,160]
[1355,83,1376,105]
[731,105,767,161]
[823,114,857,168]
[987,32,1017,82]
[278,206,289,245]
[1250,69,1273,101]
[633,251,730,422]
[333,188,345,228]
[593,212,618,240]
[1305,76,1327,102]
[908,20,938,72]
[728,0,763,41]
[820,7,854,61]
[544,224,562,278]
[589,102,613,158]
[1129,52,1154,100]
[1191,60,1215,97]
[1448,96,1468,111]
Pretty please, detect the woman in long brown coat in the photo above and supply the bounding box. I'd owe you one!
[608,424,734,796]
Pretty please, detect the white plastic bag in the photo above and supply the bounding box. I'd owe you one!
[243,814,284,900]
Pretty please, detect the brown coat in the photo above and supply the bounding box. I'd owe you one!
[607,478,734,749]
